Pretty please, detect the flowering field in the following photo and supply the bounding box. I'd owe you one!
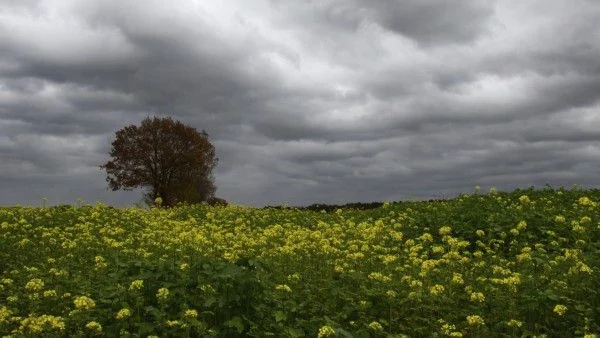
[1,186,599,337]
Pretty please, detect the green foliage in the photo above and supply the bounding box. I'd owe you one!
[0,186,599,336]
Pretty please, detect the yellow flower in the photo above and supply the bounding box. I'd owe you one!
[73,296,96,310]
[553,304,567,316]
[466,315,485,326]
[318,325,335,338]
[516,220,527,230]
[440,322,456,335]
[116,308,131,320]
[580,216,592,224]
[85,321,102,333]
[25,278,44,292]
[157,287,170,301]
[43,290,57,298]
[166,320,181,327]
[184,309,198,319]
[368,321,384,331]
[0,306,12,323]
[439,226,452,236]
[519,195,530,204]
[429,284,445,296]
[419,232,434,242]
[410,280,423,288]
[129,279,144,291]
[275,284,292,292]
[452,273,464,285]
[94,256,107,269]
[470,292,485,302]
[432,245,445,254]
[475,230,485,237]
[578,197,593,206]
[368,272,391,283]
[507,319,523,328]
[19,314,66,333]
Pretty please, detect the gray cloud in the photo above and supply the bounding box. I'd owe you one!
[1,0,599,207]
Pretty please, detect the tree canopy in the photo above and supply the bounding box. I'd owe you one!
[101,116,218,207]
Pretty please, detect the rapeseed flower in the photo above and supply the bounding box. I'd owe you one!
[439,226,452,236]
[166,320,181,327]
[184,309,198,319]
[19,314,66,333]
[369,321,384,331]
[429,284,445,296]
[452,273,464,285]
[73,296,96,310]
[419,232,433,242]
[156,287,170,301]
[466,315,485,326]
[368,272,391,283]
[578,197,593,206]
[129,279,144,291]
[43,290,57,298]
[470,292,485,302]
[318,325,335,338]
[116,308,131,320]
[25,278,44,292]
[507,319,523,328]
[439,321,456,335]
[275,284,292,292]
[85,321,102,333]
[553,304,567,316]
[0,306,12,323]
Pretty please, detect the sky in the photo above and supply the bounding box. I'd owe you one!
[1,0,599,207]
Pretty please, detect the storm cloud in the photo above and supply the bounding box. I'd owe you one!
[1,0,599,207]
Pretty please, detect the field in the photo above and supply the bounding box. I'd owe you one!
[0,186,599,337]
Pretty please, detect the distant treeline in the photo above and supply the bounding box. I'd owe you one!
[261,199,452,212]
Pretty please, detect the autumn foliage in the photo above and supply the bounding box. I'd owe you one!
[101,116,218,207]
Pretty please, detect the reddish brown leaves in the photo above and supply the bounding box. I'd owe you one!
[100,116,218,207]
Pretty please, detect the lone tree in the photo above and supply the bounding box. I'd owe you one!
[101,116,218,207]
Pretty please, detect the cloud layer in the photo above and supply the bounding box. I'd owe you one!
[1,0,599,207]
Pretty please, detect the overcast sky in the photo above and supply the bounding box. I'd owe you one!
[1,0,599,207]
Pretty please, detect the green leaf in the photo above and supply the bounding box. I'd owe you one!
[225,316,245,333]
[274,311,286,323]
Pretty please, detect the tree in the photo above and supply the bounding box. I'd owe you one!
[101,116,218,207]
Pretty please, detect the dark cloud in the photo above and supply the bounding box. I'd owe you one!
[1,0,599,207]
